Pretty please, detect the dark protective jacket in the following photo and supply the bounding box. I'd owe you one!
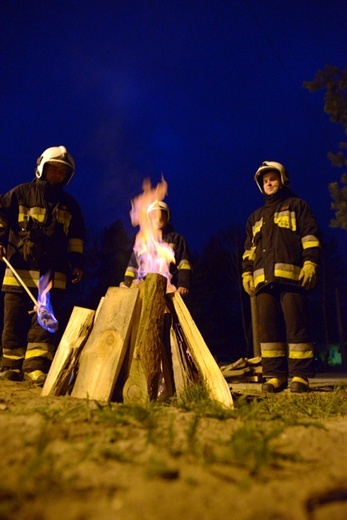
[242,187,320,293]
[124,223,192,289]
[0,179,85,292]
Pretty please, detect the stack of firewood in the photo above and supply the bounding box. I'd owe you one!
[41,273,233,409]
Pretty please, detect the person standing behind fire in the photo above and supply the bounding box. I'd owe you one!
[0,146,85,386]
[242,161,320,393]
[122,201,192,294]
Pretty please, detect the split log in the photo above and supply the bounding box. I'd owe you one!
[111,282,144,402]
[171,291,234,409]
[169,324,190,397]
[157,313,175,401]
[164,297,199,397]
[71,286,139,402]
[41,306,95,397]
[120,282,145,378]
[123,273,167,404]
[94,296,105,321]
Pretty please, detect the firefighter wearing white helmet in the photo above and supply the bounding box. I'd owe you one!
[147,200,171,221]
[242,160,320,394]
[254,161,290,194]
[36,145,75,186]
[0,145,85,386]
[123,200,192,296]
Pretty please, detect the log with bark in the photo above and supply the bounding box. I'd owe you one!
[123,273,169,404]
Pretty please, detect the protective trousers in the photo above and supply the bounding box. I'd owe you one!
[1,292,60,375]
[256,284,315,379]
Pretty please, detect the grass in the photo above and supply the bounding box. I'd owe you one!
[235,385,347,421]
[2,381,347,518]
[3,382,347,486]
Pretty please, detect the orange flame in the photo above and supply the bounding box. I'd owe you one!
[130,176,175,291]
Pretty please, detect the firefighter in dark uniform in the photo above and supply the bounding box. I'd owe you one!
[122,200,192,294]
[0,146,85,385]
[242,161,320,393]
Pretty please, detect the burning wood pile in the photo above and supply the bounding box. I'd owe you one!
[41,276,232,408]
[41,179,233,409]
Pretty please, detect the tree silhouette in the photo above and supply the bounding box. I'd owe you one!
[187,225,251,363]
[304,64,347,229]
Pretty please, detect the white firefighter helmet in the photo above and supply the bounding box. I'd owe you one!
[147,200,171,222]
[35,146,75,185]
[254,161,290,193]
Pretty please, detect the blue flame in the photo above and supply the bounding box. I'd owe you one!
[37,272,59,333]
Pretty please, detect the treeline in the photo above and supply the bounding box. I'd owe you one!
[62,220,347,365]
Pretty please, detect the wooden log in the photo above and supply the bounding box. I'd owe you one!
[111,282,144,402]
[122,355,148,405]
[41,306,95,397]
[123,273,166,404]
[165,297,199,394]
[121,282,145,378]
[156,312,175,401]
[94,296,105,321]
[171,292,234,409]
[71,286,139,402]
[169,324,190,397]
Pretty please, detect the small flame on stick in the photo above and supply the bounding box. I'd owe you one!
[130,176,175,291]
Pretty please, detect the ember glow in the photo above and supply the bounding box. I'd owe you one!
[36,272,59,333]
[130,177,175,290]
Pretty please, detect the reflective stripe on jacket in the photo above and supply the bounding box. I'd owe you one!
[242,194,319,292]
[0,179,85,292]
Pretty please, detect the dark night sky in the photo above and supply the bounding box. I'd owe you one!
[1,0,347,253]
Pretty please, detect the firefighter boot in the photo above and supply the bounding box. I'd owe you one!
[0,366,23,381]
[262,377,287,393]
[24,370,47,387]
[290,376,309,393]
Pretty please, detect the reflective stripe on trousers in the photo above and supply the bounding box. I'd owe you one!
[1,292,60,373]
[257,285,315,378]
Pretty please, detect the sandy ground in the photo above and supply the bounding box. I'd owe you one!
[1,376,347,520]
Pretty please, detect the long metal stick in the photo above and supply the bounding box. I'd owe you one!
[2,256,38,306]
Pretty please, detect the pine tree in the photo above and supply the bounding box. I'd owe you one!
[304,65,347,229]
